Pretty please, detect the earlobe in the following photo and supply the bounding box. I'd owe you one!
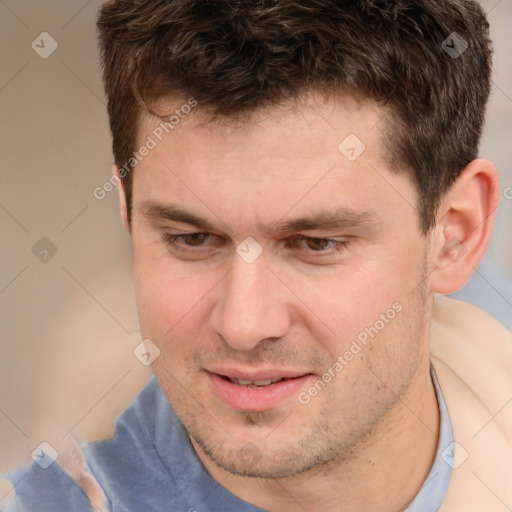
[113,165,131,233]
[429,159,499,294]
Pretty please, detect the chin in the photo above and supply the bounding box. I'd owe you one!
[189,424,343,479]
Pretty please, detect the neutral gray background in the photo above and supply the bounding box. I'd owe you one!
[1,0,511,498]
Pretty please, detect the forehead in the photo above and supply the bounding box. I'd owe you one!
[131,92,417,233]
[137,93,391,177]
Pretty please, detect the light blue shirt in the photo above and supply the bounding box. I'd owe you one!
[405,366,453,511]
[5,369,453,512]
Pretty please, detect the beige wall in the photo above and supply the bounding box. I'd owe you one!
[1,0,511,487]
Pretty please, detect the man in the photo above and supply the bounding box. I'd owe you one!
[5,0,512,511]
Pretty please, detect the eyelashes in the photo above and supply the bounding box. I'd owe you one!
[284,236,348,253]
[160,232,349,260]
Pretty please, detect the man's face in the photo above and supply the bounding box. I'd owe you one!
[129,94,433,478]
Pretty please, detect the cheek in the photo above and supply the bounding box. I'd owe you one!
[132,246,212,341]
[293,253,423,358]
[293,266,395,332]
[133,260,245,381]
[136,276,210,338]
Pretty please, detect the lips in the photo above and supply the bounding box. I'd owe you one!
[206,368,315,411]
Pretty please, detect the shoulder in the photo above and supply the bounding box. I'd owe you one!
[430,295,512,511]
[431,294,512,437]
[4,462,93,512]
[83,376,194,511]
[3,377,191,512]
[431,294,512,416]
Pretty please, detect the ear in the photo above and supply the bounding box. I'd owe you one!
[429,159,499,294]
[113,165,131,234]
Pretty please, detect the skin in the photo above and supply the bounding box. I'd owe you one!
[115,92,498,512]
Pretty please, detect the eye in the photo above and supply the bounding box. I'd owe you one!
[161,232,217,250]
[287,236,348,254]
[301,237,339,251]
[175,233,210,246]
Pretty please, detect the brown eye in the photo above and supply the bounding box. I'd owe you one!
[160,232,225,260]
[180,233,210,246]
[304,237,333,251]
[285,236,348,258]
[161,232,215,251]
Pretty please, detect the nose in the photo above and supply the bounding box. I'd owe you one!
[209,253,292,351]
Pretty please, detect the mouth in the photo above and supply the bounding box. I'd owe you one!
[223,376,297,387]
[205,369,315,411]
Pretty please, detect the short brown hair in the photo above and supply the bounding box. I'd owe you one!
[97,0,492,233]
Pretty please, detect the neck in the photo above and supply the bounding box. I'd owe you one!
[192,361,439,512]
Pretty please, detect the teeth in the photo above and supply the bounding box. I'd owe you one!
[229,378,283,387]
[252,379,279,386]
[237,379,256,386]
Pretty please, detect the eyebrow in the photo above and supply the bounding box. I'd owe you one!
[139,201,378,235]
[270,208,378,235]
[140,202,217,231]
